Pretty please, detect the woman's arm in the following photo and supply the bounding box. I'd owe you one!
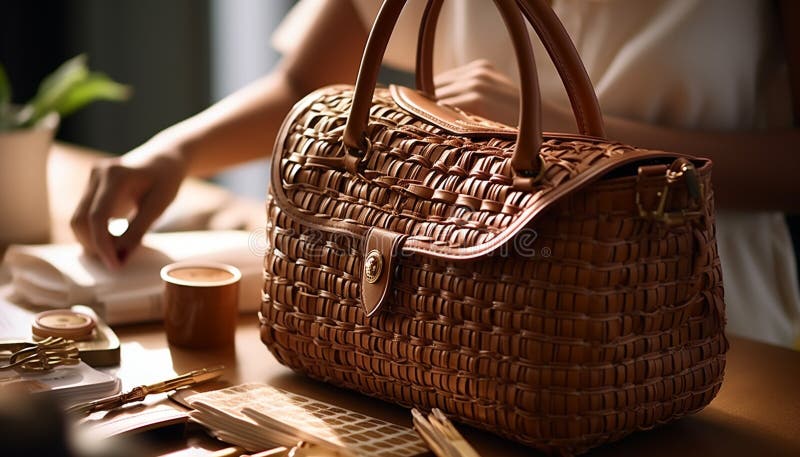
[134,0,369,177]
[437,64,800,211]
[71,0,369,269]
[592,115,800,212]
[598,0,800,212]
[538,93,800,211]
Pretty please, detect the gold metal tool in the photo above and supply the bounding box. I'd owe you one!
[66,365,225,416]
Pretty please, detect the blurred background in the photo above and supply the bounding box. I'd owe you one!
[0,0,294,199]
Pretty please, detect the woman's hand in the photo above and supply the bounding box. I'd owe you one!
[433,59,576,132]
[70,143,188,270]
[434,59,521,127]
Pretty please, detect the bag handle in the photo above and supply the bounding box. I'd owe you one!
[343,0,548,183]
[415,0,606,138]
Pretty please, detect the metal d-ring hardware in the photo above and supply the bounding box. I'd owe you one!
[637,160,704,225]
[345,136,372,158]
[513,154,547,190]
[518,154,547,181]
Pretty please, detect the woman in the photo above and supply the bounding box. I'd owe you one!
[71,0,800,348]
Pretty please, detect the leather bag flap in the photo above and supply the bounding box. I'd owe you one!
[269,86,704,262]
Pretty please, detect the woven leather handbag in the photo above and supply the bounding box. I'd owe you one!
[260,0,727,454]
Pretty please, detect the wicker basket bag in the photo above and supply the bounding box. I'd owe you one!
[260,0,727,454]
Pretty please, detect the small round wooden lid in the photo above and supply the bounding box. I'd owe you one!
[32,309,96,341]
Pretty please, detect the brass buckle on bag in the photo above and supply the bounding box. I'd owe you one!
[636,159,704,225]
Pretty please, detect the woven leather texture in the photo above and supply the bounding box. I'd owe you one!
[260,86,727,455]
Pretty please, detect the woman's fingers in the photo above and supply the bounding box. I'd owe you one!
[71,150,188,270]
[432,59,521,126]
[86,165,133,270]
[113,153,186,261]
[435,71,516,100]
[115,188,170,262]
[71,160,144,270]
[70,167,101,258]
[432,59,496,86]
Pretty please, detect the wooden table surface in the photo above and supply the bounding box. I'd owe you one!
[4,144,800,456]
[112,315,800,457]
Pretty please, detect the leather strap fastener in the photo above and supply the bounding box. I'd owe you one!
[360,227,406,317]
[415,0,606,139]
[344,0,547,184]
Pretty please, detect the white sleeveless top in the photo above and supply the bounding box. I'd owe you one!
[274,0,800,348]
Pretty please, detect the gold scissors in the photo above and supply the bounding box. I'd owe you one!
[0,337,80,372]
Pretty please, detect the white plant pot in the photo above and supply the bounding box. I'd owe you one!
[0,113,59,245]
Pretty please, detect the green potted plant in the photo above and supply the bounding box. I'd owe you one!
[0,54,130,245]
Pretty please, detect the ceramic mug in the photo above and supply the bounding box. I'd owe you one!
[160,261,241,349]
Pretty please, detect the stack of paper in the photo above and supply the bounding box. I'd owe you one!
[4,230,264,324]
[0,361,120,408]
[182,383,429,456]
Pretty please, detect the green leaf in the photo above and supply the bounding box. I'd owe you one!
[12,54,131,129]
[24,54,89,126]
[51,72,131,118]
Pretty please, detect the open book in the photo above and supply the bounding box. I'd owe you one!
[4,231,264,325]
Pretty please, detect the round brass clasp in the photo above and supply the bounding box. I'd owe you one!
[364,250,383,284]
